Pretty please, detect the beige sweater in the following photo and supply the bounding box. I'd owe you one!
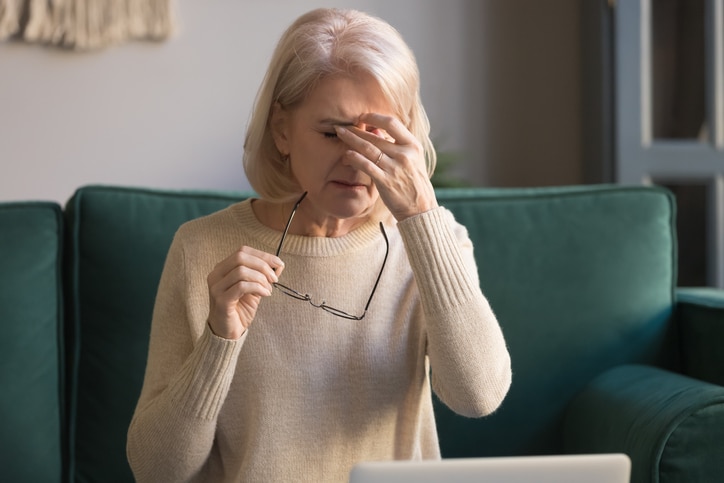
[126,200,511,483]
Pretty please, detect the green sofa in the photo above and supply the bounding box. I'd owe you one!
[2,184,724,483]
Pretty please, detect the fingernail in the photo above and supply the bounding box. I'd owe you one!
[334,125,347,134]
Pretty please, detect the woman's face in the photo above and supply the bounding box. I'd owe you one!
[271,73,395,228]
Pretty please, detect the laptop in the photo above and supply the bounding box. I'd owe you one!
[349,453,631,483]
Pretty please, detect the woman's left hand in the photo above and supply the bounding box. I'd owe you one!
[334,112,438,221]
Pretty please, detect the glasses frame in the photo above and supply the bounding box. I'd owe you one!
[272,192,389,320]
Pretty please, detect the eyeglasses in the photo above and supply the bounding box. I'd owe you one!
[273,192,389,320]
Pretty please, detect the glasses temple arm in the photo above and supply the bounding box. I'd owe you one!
[275,191,308,257]
[362,222,389,312]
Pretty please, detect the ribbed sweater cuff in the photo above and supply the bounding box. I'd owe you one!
[397,207,479,311]
[168,325,245,420]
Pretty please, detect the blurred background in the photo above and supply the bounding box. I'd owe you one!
[1,0,722,287]
[0,0,585,203]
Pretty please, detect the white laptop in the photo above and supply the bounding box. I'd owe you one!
[349,453,631,483]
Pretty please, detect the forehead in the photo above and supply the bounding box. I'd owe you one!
[294,74,395,124]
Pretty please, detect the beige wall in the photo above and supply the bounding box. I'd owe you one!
[474,0,583,187]
[0,0,582,203]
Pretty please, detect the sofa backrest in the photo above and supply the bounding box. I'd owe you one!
[0,202,65,483]
[432,185,678,457]
[64,186,249,483]
[66,186,250,482]
[64,184,678,481]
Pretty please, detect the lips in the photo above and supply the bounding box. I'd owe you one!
[332,179,366,187]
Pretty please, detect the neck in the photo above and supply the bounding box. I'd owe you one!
[252,199,371,238]
[294,202,373,237]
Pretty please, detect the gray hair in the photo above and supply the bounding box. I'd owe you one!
[243,7,436,202]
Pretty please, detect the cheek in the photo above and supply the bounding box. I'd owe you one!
[286,130,348,181]
[288,143,333,182]
[301,138,344,165]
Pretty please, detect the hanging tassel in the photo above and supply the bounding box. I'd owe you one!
[2,0,176,50]
[0,0,21,40]
[23,0,54,43]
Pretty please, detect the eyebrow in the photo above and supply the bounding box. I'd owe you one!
[318,118,356,127]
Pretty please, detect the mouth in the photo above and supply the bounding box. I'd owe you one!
[331,179,367,188]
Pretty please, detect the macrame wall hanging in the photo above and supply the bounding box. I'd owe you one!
[0,0,176,50]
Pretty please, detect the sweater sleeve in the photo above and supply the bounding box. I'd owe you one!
[126,230,245,483]
[397,207,512,417]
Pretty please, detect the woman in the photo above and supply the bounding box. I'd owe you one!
[127,7,511,483]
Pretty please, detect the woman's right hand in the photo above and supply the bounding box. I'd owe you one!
[206,246,285,339]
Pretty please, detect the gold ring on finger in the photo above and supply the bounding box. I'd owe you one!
[375,151,383,165]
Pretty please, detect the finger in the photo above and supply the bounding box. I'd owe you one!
[233,245,284,274]
[241,246,285,280]
[357,113,416,145]
[209,246,283,285]
[342,149,386,174]
[338,124,425,178]
[334,126,392,166]
[210,265,274,301]
[212,282,270,309]
[207,266,274,301]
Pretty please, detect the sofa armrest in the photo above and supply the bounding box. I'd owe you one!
[677,287,724,386]
[562,364,724,483]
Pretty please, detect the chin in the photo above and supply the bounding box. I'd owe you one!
[331,204,375,220]
[329,194,377,219]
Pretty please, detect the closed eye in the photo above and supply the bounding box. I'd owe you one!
[323,132,338,139]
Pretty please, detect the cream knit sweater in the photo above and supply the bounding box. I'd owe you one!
[126,199,511,483]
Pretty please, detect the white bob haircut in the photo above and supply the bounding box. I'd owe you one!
[243,7,437,202]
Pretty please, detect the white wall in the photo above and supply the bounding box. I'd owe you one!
[0,0,480,204]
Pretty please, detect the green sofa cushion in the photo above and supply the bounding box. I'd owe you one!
[65,186,251,483]
[433,185,678,457]
[562,364,724,483]
[0,202,64,483]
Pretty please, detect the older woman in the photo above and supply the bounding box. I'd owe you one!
[127,7,511,483]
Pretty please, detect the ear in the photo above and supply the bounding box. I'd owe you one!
[270,102,290,156]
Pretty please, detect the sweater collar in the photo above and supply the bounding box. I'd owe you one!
[234,199,386,257]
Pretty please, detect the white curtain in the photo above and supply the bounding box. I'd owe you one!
[0,0,175,50]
